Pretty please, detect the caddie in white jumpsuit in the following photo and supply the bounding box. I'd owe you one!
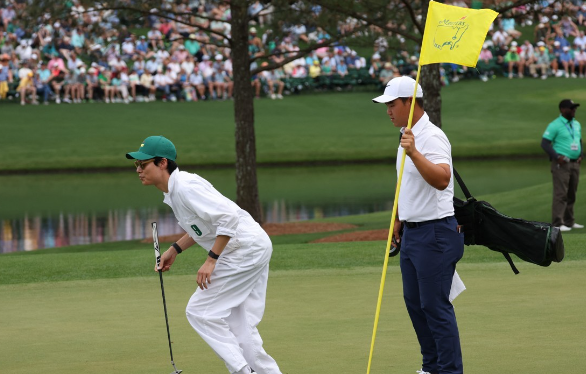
[126,135,282,374]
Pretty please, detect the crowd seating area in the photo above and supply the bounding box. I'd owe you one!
[0,0,581,105]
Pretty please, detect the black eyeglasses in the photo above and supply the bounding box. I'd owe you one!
[134,159,155,169]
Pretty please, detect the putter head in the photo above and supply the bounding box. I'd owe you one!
[170,370,182,374]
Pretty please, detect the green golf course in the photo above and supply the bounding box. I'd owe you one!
[1,78,586,373]
[1,78,586,172]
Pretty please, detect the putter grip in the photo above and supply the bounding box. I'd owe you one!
[152,222,161,267]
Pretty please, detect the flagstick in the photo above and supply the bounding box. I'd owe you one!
[366,64,422,374]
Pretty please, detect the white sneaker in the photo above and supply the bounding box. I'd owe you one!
[277,94,283,99]
[572,223,584,229]
[559,225,572,232]
[56,97,61,104]
[571,73,577,78]
[270,93,276,99]
[416,370,431,374]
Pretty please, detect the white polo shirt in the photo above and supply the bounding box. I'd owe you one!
[397,113,455,222]
[163,169,264,253]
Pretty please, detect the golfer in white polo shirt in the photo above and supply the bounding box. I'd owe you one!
[373,77,464,374]
[126,136,282,374]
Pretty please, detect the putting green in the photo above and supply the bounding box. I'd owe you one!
[1,261,584,374]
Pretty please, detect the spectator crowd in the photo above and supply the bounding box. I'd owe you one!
[0,0,376,106]
[0,0,584,106]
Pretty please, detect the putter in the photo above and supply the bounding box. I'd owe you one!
[152,222,183,374]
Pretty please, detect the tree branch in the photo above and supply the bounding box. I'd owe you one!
[399,0,423,35]
[491,0,543,16]
[250,23,372,75]
[314,1,422,43]
[90,3,231,43]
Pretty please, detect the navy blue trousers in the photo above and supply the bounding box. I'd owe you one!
[400,216,464,374]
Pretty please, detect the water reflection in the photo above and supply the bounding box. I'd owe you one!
[0,208,181,253]
[263,199,392,223]
[0,199,393,253]
[0,160,549,253]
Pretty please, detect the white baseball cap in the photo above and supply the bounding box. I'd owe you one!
[372,76,423,104]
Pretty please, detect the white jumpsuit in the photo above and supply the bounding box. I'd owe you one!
[163,169,282,374]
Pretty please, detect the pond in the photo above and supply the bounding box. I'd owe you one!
[0,160,549,253]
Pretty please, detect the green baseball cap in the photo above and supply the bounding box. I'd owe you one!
[125,136,177,161]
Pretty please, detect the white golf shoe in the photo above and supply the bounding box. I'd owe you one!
[559,225,572,232]
[572,223,584,229]
[415,370,433,374]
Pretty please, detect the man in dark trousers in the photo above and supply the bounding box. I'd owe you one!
[542,99,584,232]
[373,76,465,374]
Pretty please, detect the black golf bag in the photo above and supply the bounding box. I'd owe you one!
[453,168,565,274]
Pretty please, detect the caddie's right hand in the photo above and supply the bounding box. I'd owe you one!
[393,218,402,244]
[155,248,177,272]
[557,155,568,165]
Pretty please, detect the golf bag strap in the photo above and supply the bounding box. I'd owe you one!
[453,167,473,200]
[502,252,520,274]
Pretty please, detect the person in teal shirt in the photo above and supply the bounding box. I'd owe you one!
[185,34,200,56]
[542,99,584,231]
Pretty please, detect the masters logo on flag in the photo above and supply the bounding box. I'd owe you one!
[432,18,469,51]
[420,1,498,67]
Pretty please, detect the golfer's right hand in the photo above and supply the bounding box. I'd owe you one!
[156,248,177,272]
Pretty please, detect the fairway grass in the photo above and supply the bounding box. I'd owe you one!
[1,262,584,374]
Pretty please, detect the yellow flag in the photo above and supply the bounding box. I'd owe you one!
[420,1,498,67]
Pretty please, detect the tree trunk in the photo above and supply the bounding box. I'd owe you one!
[421,64,442,128]
[419,0,442,128]
[231,1,262,223]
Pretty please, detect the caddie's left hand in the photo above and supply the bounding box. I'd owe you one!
[156,248,177,272]
[400,128,417,157]
[197,258,216,290]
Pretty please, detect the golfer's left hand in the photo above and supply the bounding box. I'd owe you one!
[197,258,216,290]
[401,128,417,156]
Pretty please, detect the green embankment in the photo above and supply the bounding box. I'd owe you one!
[2,79,585,171]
